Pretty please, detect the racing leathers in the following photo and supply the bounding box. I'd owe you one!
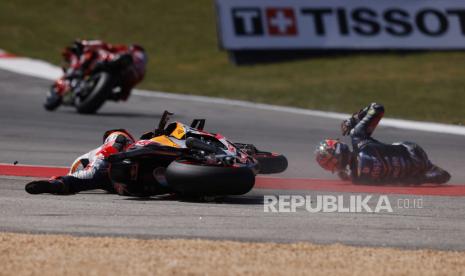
[63,40,147,101]
[25,130,170,196]
[342,103,450,184]
[53,130,135,195]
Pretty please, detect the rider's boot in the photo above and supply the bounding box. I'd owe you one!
[424,165,451,184]
[25,177,71,195]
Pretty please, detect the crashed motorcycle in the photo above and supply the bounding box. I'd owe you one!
[44,42,145,114]
[104,111,288,197]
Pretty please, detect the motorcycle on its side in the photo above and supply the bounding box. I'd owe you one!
[104,111,289,197]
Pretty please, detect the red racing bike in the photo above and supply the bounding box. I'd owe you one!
[44,40,146,114]
[106,111,289,196]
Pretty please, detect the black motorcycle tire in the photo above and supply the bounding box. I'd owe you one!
[254,153,288,174]
[76,72,113,114]
[166,160,255,196]
[43,87,62,111]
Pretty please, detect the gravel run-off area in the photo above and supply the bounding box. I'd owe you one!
[1,232,465,275]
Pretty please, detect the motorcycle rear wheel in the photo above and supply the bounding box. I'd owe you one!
[76,72,113,114]
[254,153,288,174]
[166,160,255,196]
[234,143,288,174]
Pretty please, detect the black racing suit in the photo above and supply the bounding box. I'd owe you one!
[346,103,450,184]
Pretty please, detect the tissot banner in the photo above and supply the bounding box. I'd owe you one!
[216,0,465,49]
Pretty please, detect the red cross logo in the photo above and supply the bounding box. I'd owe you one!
[266,8,297,36]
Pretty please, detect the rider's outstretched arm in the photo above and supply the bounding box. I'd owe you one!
[347,103,385,139]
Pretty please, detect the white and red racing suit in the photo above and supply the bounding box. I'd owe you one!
[56,130,136,194]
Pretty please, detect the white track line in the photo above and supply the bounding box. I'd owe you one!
[0,57,62,80]
[1,52,464,136]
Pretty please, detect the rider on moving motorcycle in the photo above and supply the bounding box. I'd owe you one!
[62,39,147,101]
[315,103,451,184]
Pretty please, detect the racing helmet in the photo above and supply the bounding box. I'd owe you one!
[103,129,135,144]
[315,139,350,172]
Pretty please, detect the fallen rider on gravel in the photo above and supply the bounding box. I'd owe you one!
[315,103,451,185]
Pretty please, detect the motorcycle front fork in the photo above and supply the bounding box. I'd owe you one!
[60,78,87,105]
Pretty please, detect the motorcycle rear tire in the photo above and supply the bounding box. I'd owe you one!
[76,72,113,114]
[166,160,255,196]
[254,153,288,174]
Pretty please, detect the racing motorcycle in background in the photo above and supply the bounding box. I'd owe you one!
[44,40,146,114]
[104,111,288,197]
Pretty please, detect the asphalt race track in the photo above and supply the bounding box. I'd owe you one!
[1,69,465,250]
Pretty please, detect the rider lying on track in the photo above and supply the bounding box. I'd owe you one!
[315,103,451,185]
[25,129,155,196]
[25,112,276,197]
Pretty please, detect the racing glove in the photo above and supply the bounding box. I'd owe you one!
[341,103,376,136]
[341,114,358,136]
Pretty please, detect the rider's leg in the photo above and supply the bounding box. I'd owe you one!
[25,159,113,195]
[25,131,134,195]
[65,158,114,193]
[399,141,450,184]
